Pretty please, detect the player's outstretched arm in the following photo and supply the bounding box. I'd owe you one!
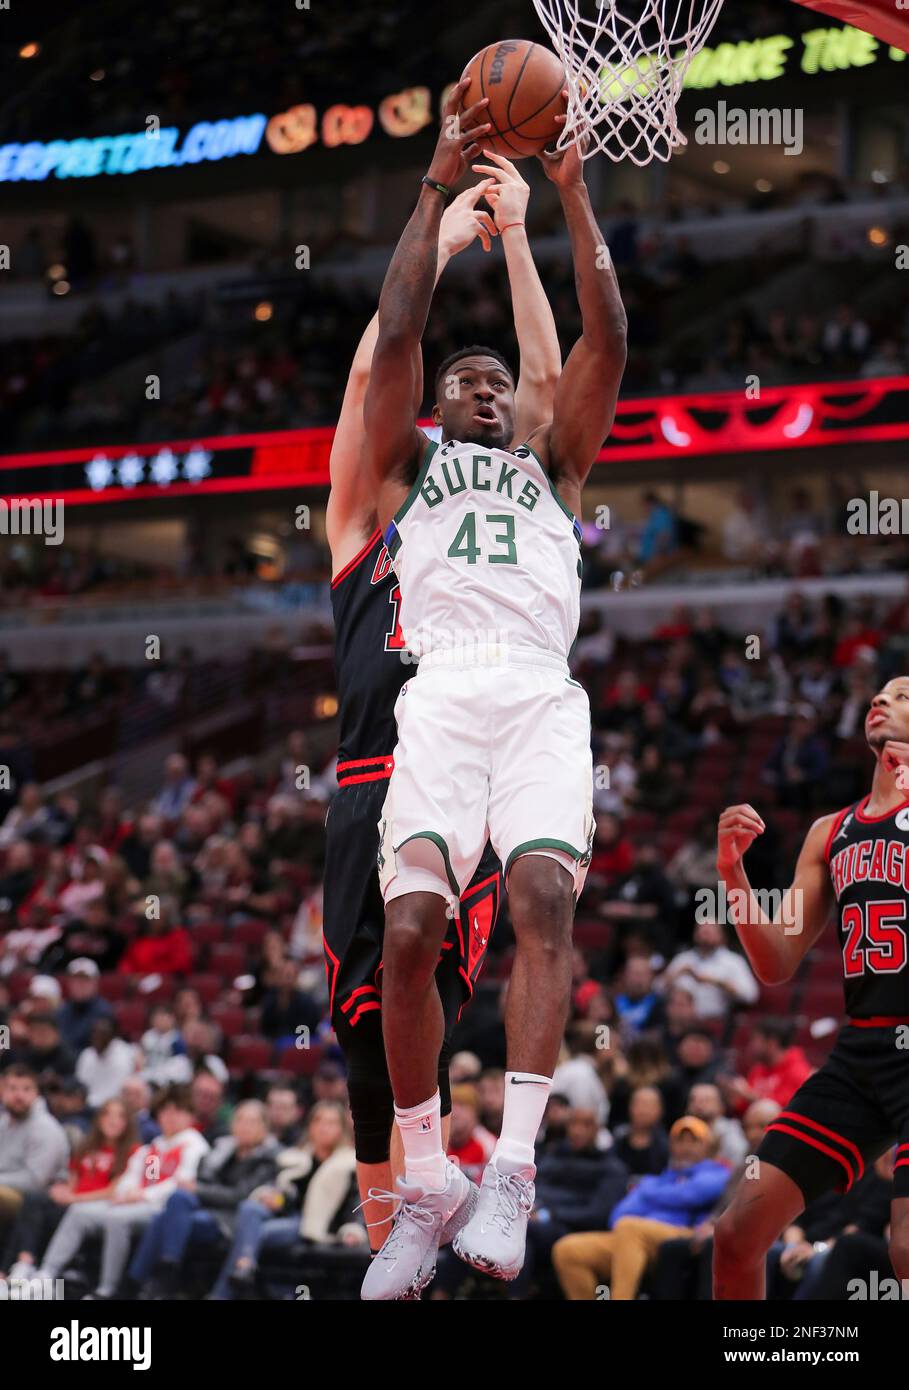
[471,150,561,438]
[716,804,837,985]
[526,140,627,502]
[363,80,491,521]
[327,185,497,570]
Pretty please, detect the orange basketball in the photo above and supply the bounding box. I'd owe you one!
[460,39,567,159]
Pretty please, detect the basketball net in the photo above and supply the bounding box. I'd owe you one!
[531,0,726,165]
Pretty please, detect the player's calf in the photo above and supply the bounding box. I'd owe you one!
[505,853,575,1078]
[453,855,573,1281]
[713,1162,805,1300]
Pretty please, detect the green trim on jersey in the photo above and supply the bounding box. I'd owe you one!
[392,438,439,529]
[515,441,579,538]
[394,830,459,896]
[504,837,585,878]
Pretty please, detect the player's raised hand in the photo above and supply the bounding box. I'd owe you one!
[469,151,530,232]
[426,77,492,189]
[716,803,766,873]
[439,181,498,256]
[537,92,585,187]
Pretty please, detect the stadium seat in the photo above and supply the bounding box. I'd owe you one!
[209,943,248,979]
[209,1003,248,1037]
[228,1036,274,1073]
[114,1000,149,1039]
[6,970,35,1003]
[276,1043,325,1075]
[186,972,225,1005]
[190,922,226,952]
[231,919,270,949]
[98,975,131,1002]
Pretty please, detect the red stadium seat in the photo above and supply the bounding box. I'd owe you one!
[186,972,225,1005]
[190,922,226,952]
[210,1004,248,1037]
[6,970,35,1003]
[228,1036,274,1072]
[99,975,131,1002]
[209,944,248,979]
[231,919,270,949]
[114,1000,148,1039]
[135,976,176,1005]
[276,1043,325,1076]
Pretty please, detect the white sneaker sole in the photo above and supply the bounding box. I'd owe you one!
[451,1231,524,1282]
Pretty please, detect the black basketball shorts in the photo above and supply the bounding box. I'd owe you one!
[322,777,502,1045]
[758,1020,909,1203]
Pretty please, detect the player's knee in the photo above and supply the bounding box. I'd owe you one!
[508,856,574,951]
[334,1010,395,1164]
[384,910,441,984]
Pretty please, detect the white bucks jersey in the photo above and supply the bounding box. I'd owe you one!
[384,437,582,662]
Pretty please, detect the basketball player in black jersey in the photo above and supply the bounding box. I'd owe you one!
[324,165,561,1249]
[712,675,909,1298]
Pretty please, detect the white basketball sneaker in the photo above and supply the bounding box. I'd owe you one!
[360,1159,474,1301]
[452,1156,535,1280]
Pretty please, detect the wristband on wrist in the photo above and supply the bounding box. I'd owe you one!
[422,175,451,199]
[499,222,525,234]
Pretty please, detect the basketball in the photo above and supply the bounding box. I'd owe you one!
[460,39,567,159]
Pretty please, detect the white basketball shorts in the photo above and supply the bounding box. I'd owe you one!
[378,648,594,911]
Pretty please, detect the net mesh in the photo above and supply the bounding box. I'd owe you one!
[531,0,725,165]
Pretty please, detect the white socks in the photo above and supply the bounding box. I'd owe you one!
[395,1089,447,1188]
[492,1071,551,1171]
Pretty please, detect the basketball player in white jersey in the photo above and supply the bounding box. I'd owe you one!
[326,162,561,1249]
[360,80,627,1299]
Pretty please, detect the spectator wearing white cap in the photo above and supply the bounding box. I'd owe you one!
[27,975,63,1012]
[58,958,113,1055]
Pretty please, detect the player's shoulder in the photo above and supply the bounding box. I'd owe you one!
[519,425,552,469]
[806,802,858,861]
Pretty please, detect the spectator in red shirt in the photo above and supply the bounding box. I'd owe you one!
[832,614,882,669]
[117,899,193,977]
[588,813,634,890]
[1,1097,138,1279]
[721,1019,813,1115]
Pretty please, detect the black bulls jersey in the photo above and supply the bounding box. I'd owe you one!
[826,795,909,1019]
[329,528,412,783]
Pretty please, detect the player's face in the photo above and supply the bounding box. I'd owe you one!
[434,356,515,447]
[865,677,909,751]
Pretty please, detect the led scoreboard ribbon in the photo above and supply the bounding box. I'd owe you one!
[2,377,909,505]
